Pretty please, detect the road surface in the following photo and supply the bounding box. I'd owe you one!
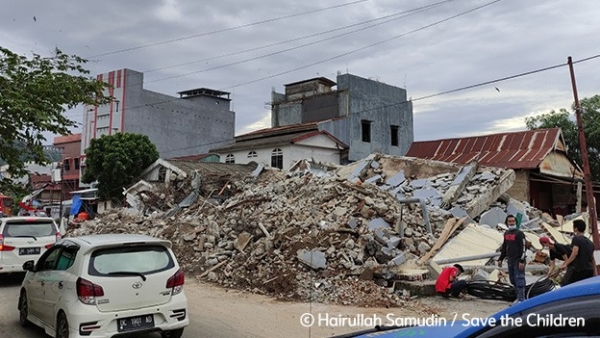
[0,273,508,338]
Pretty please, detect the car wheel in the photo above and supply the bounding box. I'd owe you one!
[18,292,30,327]
[56,312,69,338]
[161,328,184,338]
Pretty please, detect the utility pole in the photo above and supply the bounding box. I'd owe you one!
[567,57,600,254]
[58,162,64,229]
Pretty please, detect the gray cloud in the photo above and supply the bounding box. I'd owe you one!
[2,0,598,145]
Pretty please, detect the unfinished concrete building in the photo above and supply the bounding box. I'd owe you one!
[271,74,414,162]
[211,73,413,169]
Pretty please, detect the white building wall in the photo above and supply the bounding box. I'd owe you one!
[219,143,340,170]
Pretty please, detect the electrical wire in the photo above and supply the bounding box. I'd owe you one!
[86,0,370,59]
[142,0,459,74]
[466,278,555,302]
[220,0,504,91]
[64,0,503,121]
[62,52,600,157]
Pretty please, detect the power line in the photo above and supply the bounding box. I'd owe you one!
[220,0,503,90]
[413,54,600,102]
[66,0,495,119]
[142,0,459,74]
[86,0,370,59]
[157,54,600,156]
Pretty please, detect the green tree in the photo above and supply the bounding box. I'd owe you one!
[82,133,159,201]
[525,95,600,181]
[0,46,109,193]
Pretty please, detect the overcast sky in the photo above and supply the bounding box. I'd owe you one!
[2,0,599,144]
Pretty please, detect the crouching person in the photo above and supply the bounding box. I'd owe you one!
[435,264,467,298]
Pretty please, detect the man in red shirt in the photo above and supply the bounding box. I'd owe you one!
[435,264,467,298]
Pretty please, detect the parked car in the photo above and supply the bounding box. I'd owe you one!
[18,234,189,338]
[0,216,61,274]
[332,275,600,337]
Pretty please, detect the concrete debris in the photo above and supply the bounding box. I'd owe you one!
[297,249,327,269]
[68,154,575,307]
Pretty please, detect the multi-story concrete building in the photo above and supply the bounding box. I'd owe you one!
[80,68,235,161]
[54,133,83,201]
[211,73,413,169]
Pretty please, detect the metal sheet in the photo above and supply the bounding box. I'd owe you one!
[406,128,562,170]
[432,224,504,266]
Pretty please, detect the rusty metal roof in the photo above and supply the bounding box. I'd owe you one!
[406,128,563,169]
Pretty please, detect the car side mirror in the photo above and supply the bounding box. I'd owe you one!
[22,260,35,272]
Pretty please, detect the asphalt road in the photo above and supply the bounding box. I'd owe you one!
[0,273,510,338]
[0,273,247,338]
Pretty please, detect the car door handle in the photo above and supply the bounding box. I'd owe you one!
[40,281,45,286]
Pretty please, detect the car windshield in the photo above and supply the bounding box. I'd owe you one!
[89,245,174,276]
[3,220,56,237]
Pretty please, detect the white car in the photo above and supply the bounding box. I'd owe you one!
[18,234,189,338]
[0,216,61,274]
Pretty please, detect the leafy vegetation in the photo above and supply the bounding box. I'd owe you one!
[82,133,159,202]
[525,95,600,181]
[0,46,109,194]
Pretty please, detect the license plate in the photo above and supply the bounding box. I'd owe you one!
[18,247,40,255]
[117,314,154,332]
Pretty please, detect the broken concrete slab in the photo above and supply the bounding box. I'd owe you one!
[441,163,477,208]
[464,169,516,218]
[410,179,430,189]
[450,206,469,219]
[507,198,530,224]
[412,187,443,207]
[348,218,358,230]
[394,280,436,296]
[297,249,327,269]
[364,175,383,185]
[396,269,430,281]
[426,260,442,279]
[479,206,508,227]
[390,252,408,266]
[385,170,406,187]
[368,218,391,231]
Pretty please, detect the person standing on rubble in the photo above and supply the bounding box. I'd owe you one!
[560,219,597,285]
[539,236,572,279]
[435,264,467,298]
[498,214,527,303]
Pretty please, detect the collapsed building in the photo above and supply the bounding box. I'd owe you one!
[69,154,593,307]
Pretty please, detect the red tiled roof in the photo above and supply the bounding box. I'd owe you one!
[169,153,216,161]
[406,128,562,170]
[54,133,82,145]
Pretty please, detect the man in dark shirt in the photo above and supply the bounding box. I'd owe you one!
[539,236,572,277]
[498,214,527,303]
[560,219,597,286]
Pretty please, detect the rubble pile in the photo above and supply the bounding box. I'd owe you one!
[69,155,519,306]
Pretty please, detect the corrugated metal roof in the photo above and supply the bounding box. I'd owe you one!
[236,122,318,140]
[406,128,562,169]
[210,131,314,153]
[168,153,218,161]
[166,160,256,177]
[211,129,349,153]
